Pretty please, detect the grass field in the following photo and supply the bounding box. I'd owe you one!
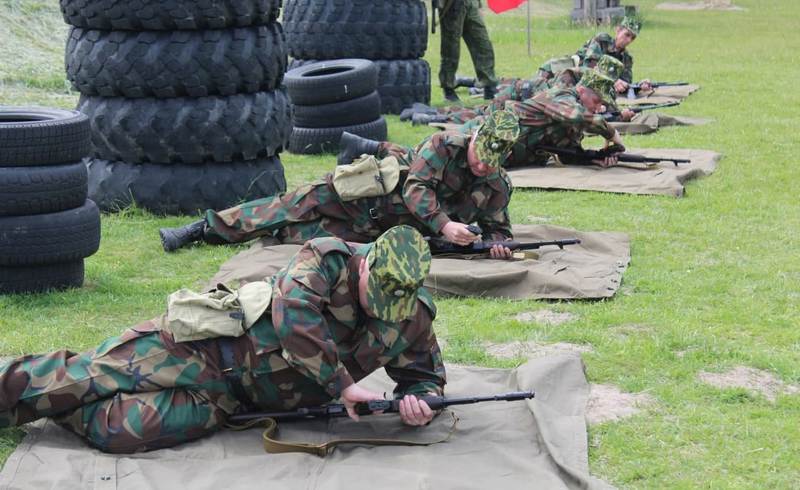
[1,0,799,487]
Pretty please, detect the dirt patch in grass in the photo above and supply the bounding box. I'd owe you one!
[611,323,653,339]
[514,309,578,326]
[656,1,745,11]
[698,366,800,402]
[586,384,656,425]
[485,340,593,360]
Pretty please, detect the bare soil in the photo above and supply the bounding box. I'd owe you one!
[586,384,656,425]
[698,366,800,402]
[514,309,578,326]
[485,340,593,359]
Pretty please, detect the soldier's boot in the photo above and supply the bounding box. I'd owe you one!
[443,88,460,102]
[336,131,381,165]
[399,103,438,122]
[454,76,476,88]
[411,113,449,126]
[159,220,206,252]
[483,85,497,100]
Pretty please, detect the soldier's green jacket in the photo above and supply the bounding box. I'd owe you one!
[0,238,445,453]
[204,132,514,245]
[539,33,633,83]
[502,86,616,168]
[437,69,584,125]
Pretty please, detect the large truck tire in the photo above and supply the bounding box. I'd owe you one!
[0,162,88,217]
[78,90,292,164]
[66,25,287,98]
[292,91,381,128]
[0,200,101,266]
[283,0,427,60]
[87,157,286,215]
[0,107,90,166]
[0,261,85,295]
[289,117,387,155]
[60,0,281,30]
[284,59,377,106]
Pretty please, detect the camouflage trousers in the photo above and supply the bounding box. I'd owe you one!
[439,0,497,90]
[204,143,415,245]
[0,317,331,453]
[438,78,550,124]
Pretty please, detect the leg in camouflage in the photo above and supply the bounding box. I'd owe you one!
[462,0,497,90]
[0,319,238,452]
[438,0,468,91]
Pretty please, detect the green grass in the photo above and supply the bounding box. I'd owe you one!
[1,0,799,487]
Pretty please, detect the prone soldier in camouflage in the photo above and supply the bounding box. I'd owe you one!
[438,0,498,101]
[0,226,446,452]
[536,16,650,103]
[160,110,521,259]
[499,56,628,168]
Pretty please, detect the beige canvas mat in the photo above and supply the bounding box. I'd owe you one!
[611,112,713,135]
[205,224,630,300]
[618,84,699,106]
[507,148,721,197]
[0,356,614,490]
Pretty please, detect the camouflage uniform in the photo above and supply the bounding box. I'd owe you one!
[439,0,498,91]
[502,85,616,168]
[536,33,634,85]
[436,69,583,124]
[204,133,514,245]
[0,230,445,453]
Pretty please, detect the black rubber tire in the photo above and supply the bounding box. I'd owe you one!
[0,107,90,167]
[0,162,89,217]
[0,200,101,266]
[66,25,287,98]
[288,58,431,114]
[78,90,292,164]
[283,0,427,60]
[0,261,85,295]
[87,157,287,215]
[292,91,381,128]
[284,59,377,106]
[60,0,281,30]
[289,117,387,155]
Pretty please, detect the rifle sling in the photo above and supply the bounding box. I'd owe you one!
[228,411,459,457]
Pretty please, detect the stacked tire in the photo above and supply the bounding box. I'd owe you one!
[285,59,387,154]
[283,0,430,114]
[61,0,292,215]
[0,108,101,294]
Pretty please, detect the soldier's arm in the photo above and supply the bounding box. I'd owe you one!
[520,94,615,140]
[270,246,354,398]
[402,133,460,235]
[381,295,446,398]
[622,53,634,84]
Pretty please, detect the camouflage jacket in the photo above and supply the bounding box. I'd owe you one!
[401,130,514,241]
[503,86,615,167]
[247,237,446,400]
[575,32,633,83]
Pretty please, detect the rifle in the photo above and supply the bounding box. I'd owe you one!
[536,144,691,167]
[603,101,680,122]
[627,81,689,99]
[427,234,580,256]
[227,391,535,424]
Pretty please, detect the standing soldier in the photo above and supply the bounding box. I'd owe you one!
[159,110,522,258]
[437,0,498,101]
[0,226,446,452]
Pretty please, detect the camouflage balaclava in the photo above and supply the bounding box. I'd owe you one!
[473,109,521,169]
[364,225,431,322]
[578,55,624,109]
[619,16,642,37]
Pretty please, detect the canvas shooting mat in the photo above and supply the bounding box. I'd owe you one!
[617,84,699,107]
[0,356,614,490]
[205,225,630,300]
[610,112,713,135]
[507,148,721,197]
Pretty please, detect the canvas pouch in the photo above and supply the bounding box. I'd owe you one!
[332,154,401,201]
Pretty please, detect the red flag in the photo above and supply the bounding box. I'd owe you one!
[486,0,525,14]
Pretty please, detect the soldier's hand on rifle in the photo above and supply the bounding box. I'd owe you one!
[489,243,513,259]
[621,109,636,122]
[639,79,652,92]
[398,394,435,426]
[341,383,384,422]
[614,79,629,94]
[441,221,480,246]
[595,132,623,167]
